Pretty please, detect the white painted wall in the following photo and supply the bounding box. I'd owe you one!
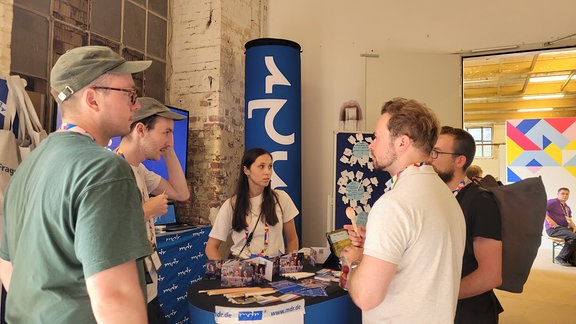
[267,3,461,246]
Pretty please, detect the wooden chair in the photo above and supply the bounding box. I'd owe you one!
[548,237,566,263]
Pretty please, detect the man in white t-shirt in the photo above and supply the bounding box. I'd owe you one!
[116,97,190,324]
[341,97,466,323]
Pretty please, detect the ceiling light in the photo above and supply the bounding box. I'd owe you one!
[522,94,565,100]
[470,45,519,53]
[539,49,576,55]
[529,75,570,83]
[517,108,554,112]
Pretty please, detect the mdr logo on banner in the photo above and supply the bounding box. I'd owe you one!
[244,38,303,239]
[215,299,305,324]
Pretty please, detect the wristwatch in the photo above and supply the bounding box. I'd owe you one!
[350,260,361,270]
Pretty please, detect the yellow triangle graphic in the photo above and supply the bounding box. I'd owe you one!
[543,143,563,165]
[507,137,524,164]
[565,166,576,178]
[565,139,576,150]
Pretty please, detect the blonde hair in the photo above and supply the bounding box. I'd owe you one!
[466,165,483,180]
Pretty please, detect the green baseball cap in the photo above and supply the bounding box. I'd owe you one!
[133,97,186,123]
[50,46,152,103]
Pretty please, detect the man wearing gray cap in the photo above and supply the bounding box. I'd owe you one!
[115,97,190,323]
[0,46,152,323]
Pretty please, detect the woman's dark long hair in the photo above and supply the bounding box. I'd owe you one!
[231,148,280,232]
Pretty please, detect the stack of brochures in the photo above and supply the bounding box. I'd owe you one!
[314,268,341,282]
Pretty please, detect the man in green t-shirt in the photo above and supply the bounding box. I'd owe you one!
[0,46,153,323]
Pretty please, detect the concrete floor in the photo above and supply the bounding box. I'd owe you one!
[495,239,576,324]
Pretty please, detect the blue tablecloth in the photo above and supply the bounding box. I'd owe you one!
[156,226,210,323]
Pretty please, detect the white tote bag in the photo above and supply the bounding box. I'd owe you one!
[0,77,21,204]
[5,75,47,160]
[1,74,47,228]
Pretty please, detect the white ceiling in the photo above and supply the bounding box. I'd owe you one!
[293,1,576,125]
[314,0,576,54]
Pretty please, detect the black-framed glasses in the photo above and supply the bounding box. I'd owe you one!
[430,149,463,159]
[92,86,138,105]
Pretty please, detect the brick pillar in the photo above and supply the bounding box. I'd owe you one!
[0,0,13,75]
[168,0,265,225]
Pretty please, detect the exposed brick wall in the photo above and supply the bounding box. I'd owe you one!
[0,0,13,75]
[168,0,264,225]
[1,0,264,225]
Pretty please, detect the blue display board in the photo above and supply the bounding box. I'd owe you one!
[156,226,210,323]
[245,38,302,242]
[334,132,390,230]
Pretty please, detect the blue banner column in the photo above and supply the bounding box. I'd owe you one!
[244,38,302,247]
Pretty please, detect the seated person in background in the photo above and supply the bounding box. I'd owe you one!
[465,164,483,182]
[545,187,576,266]
[205,147,299,260]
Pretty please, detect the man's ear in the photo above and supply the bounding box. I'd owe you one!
[85,88,99,111]
[397,134,412,151]
[135,122,146,136]
[456,155,468,169]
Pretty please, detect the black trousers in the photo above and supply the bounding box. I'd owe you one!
[147,297,167,324]
[455,290,503,324]
[547,226,576,261]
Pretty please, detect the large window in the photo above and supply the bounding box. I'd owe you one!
[466,126,492,158]
[11,0,168,131]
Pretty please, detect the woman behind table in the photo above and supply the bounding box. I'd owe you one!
[205,147,299,260]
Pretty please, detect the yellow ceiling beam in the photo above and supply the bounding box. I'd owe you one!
[464,109,576,124]
[464,98,576,112]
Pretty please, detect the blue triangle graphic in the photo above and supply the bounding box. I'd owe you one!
[542,136,551,149]
[516,119,540,134]
[526,158,542,167]
[507,168,522,183]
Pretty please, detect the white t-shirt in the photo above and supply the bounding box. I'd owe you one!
[209,190,299,259]
[131,163,161,302]
[362,165,466,324]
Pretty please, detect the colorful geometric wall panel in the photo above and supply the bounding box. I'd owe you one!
[507,118,576,169]
[506,118,576,203]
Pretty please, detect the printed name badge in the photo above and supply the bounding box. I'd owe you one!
[151,251,162,270]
